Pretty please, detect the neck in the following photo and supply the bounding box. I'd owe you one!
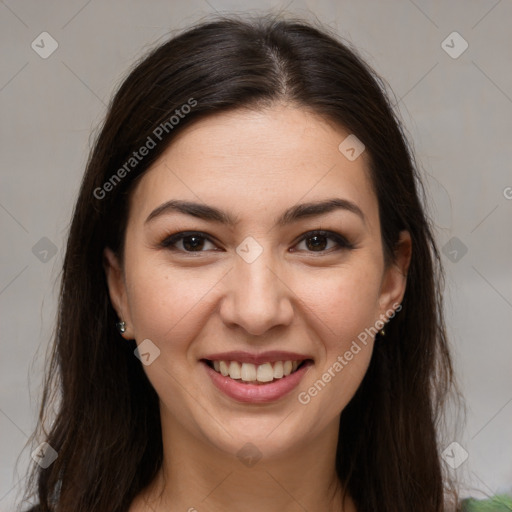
[134,407,355,512]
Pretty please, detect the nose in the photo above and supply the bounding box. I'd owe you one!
[219,244,294,336]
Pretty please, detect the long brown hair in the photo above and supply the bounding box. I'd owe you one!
[21,13,462,512]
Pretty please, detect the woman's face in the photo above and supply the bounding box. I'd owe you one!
[104,105,410,460]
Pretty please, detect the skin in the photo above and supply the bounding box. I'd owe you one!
[104,104,412,512]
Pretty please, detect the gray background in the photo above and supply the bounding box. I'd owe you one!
[1,0,511,509]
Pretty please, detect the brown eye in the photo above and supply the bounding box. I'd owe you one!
[292,230,353,253]
[160,229,353,255]
[161,232,217,252]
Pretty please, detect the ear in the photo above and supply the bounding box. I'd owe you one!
[377,230,412,316]
[103,247,134,339]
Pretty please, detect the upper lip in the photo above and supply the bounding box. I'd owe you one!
[202,351,313,365]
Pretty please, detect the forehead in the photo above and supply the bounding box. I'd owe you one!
[128,106,379,231]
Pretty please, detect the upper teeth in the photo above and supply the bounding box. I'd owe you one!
[212,360,302,382]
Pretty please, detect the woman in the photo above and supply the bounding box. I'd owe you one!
[21,13,467,512]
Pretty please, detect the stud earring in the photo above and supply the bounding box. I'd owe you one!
[379,326,386,337]
[116,321,126,334]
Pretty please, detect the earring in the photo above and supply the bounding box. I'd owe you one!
[379,326,386,337]
[116,321,126,334]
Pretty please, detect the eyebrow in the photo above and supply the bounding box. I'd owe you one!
[145,198,366,227]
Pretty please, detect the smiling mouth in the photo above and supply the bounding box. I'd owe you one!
[202,359,312,385]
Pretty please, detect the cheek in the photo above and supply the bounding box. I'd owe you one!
[295,263,380,413]
[125,259,214,348]
[301,261,382,341]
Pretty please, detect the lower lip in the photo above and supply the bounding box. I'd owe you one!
[202,360,313,403]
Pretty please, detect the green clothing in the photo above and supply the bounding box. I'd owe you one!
[461,494,512,511]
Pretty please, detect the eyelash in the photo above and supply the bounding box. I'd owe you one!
[160,230,354,255]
